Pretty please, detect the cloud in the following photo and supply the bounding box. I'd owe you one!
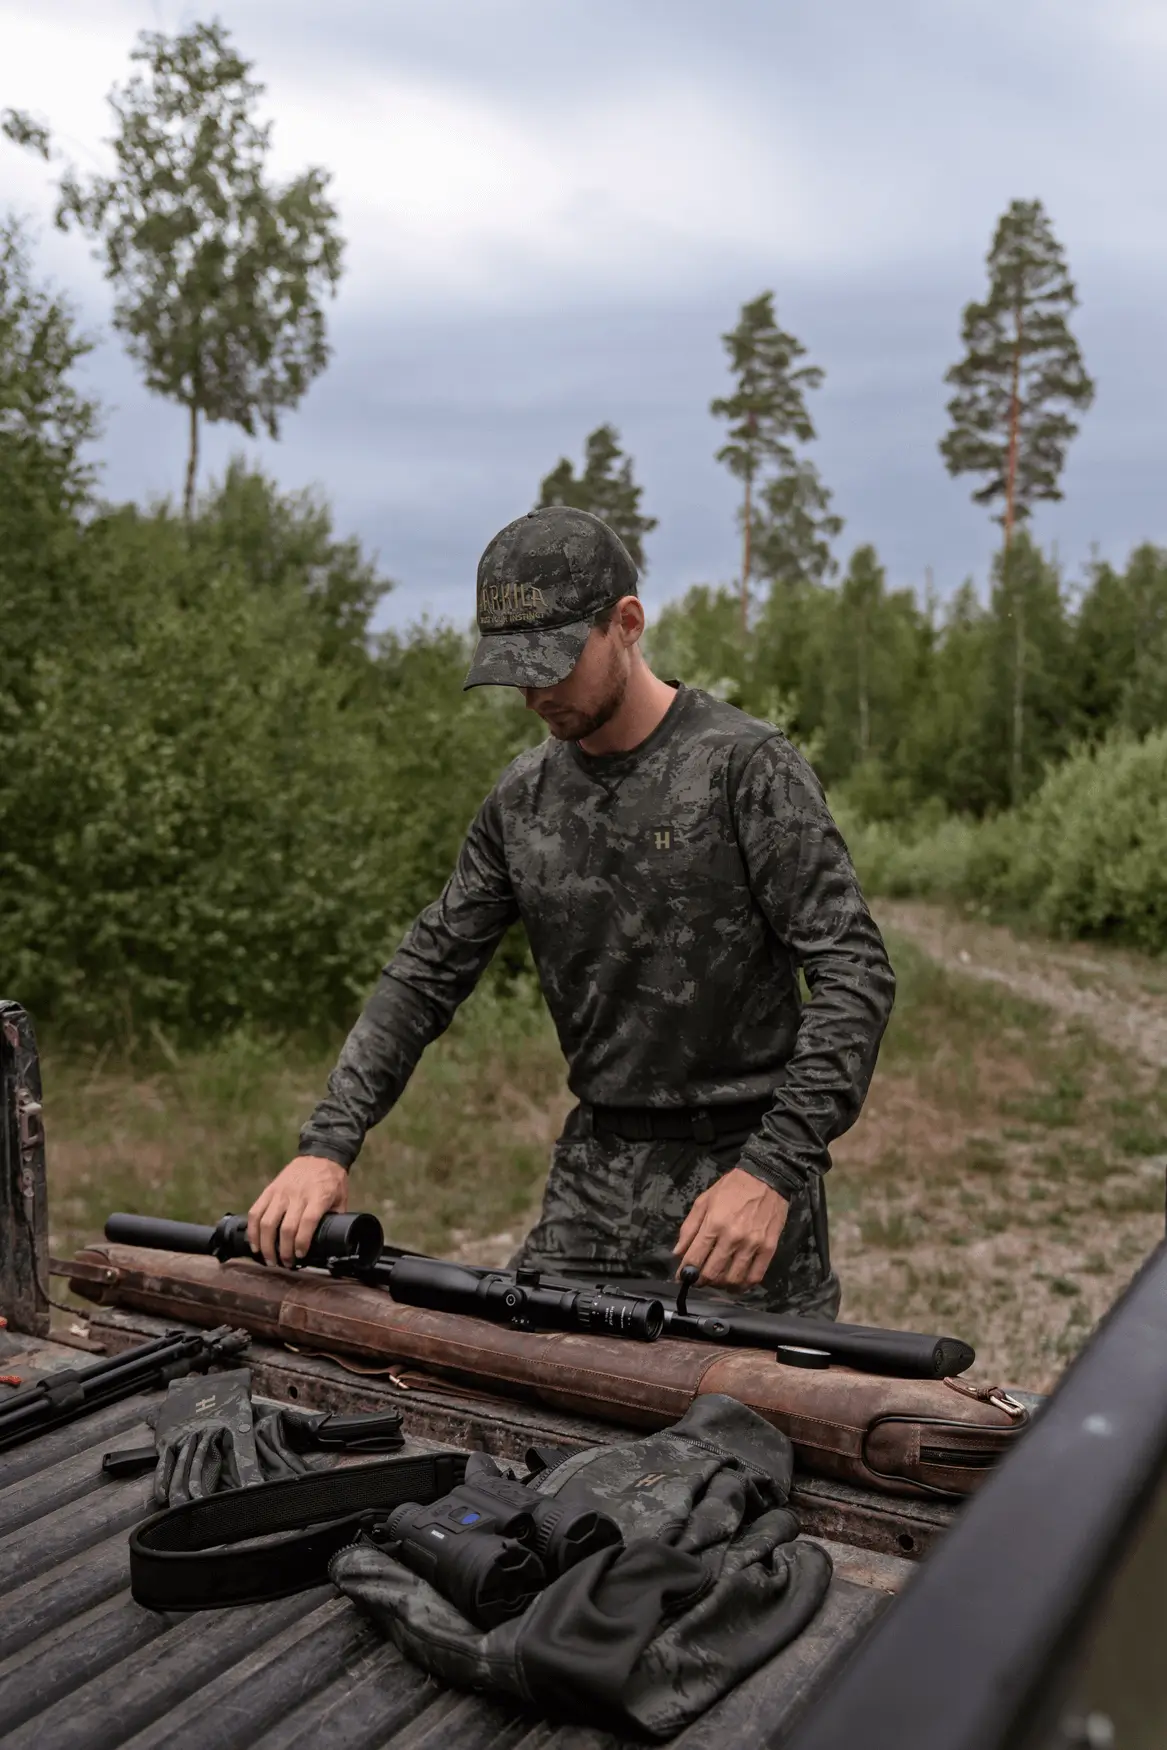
[2,0,1164,625]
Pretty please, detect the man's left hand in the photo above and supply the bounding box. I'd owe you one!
[674,1168,789,1290]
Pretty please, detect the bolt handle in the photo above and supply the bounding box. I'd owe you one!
[676,1265,700,1317]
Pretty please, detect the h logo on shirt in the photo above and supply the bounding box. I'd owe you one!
[653,828,671,851]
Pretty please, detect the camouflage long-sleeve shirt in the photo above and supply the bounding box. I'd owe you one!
[300,684,895,1198]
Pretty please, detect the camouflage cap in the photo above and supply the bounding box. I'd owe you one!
[463,506,639,690]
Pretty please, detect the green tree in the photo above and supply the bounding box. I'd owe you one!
[536,424,657,570]
[750,573,849,756]
[940,200,1094,547]
[838,545,882,766]
[940,198,1093,802]
[191,459,392,672]
[0,217,98,505]
[1072,545,1167,741]
[0,217,99,740]
[710,292,838,629]
[981,534,1073,807]
[4,19,344,517]
[750,461,843,596]
[898,582,996,815]
[645,585,751,701]
[814,547,929,795]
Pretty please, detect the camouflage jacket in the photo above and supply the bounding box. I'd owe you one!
[330,1393,833,1738]
[300,684,895,1198]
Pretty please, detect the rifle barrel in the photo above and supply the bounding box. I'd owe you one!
[104,1214,219,1255]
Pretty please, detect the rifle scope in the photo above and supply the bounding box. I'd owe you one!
[383,1257,665,1342]
[104,1210,384,1270]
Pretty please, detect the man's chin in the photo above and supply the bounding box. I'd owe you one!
[542,717,584,741]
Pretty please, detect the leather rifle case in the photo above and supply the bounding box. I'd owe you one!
[69,1245,1028,1499]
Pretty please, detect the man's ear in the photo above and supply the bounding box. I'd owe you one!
[616,595,645,644]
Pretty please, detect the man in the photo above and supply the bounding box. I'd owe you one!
[249,506,895,1314]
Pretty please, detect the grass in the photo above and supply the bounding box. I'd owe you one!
[44,979,570,1267]
[827,929,1167,1390]
[39,921,1167,1395]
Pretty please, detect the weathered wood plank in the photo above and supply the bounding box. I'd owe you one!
[0,1526,132,1657]
[0,1469,155,1589]
[1,1588,329,1750]
[381,1691,537,1750]
[0,1001,49,1337]
[669,1578,885,1749]
[0,1386,154,1488]
[0,1422,157,1535]
[0,1590,178,1737]
[126,1598,394,1749]
[246,1642,441,1750]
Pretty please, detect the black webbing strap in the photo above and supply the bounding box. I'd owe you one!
[129,1449,468,1612]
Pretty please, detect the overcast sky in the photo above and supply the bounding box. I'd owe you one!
[4,0,1164,632]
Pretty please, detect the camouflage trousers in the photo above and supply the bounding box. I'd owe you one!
[510,1103,841,1319]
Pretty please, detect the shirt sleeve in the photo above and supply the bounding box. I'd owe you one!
[728,734,896,1199]
[298,789,520,1168]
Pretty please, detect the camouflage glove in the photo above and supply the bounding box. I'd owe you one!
[146,1368,264,1507]
[252,1405,331,1480]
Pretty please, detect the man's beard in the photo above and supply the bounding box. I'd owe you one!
[539,658,628,743]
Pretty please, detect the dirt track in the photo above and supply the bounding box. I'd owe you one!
[878,900,1167,1069]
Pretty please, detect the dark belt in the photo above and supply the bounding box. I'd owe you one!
[129,1449,469,1611]
[584,1097,774,1146]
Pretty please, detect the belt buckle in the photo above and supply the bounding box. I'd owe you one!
[691,1109,716,1145]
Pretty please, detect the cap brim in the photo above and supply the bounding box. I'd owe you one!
[462,617,593,690]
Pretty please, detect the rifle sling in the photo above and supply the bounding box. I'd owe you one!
[129,1449,468,1612]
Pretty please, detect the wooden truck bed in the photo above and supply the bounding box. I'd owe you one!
[0,1306,947,1750]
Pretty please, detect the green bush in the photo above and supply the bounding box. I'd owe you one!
[0,470,538,1041]
[840,732,1167,954]
[1022,733,1167,950]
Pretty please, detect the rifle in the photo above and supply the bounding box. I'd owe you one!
[0,1324,249,1454]
[103,1212,975,1380]
[343,1251,974,1379]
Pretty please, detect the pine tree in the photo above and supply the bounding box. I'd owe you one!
[751,461,843,595]
[1074,545,1167,740]
[536,424,657,571]
[4,20,344,517]
[940,199,1093,804]
[813,546,928,792]
[982,534,1073,807]
[711,293,838,629]
[941,200,1094,544]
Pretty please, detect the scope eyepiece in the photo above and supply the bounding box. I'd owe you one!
[578,1289,664,1342]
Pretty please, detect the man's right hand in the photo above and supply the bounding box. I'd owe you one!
[247,1156,349,1268]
